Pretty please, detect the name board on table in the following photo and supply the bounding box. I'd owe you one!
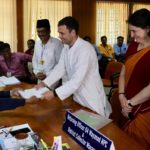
[62,111,115,150]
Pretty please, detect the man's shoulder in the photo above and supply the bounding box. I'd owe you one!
[122,43,128,47]
[50,36,61,44]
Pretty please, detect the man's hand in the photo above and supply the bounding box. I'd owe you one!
[35,82,46,89]
[26,96,39,104]
[11,88,23,97]
[42,91,54,101]
[36,72,46,80]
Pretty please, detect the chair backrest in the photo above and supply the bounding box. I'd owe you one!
[104,61,123,79]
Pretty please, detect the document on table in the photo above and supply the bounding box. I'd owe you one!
[19,87,49,99]
[73,109,112,130]
[0,76,21,86]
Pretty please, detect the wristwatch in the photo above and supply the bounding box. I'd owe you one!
[127,100,133,107]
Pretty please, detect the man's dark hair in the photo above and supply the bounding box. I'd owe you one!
[83,36,91,42]
[127,8,150,36]
[36,19,50,30]
[117,36,124,40]
[0,43,10,54]
[3,43,10,49]
[28,39,35,44]
[101,36,107,41]
[0,41,4,46]
[58,16,79,34]
[0,43,5,52]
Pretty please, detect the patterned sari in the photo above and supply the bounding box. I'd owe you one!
[120,42,150,148]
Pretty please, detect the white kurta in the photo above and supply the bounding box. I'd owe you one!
[32,36,63,76]
[44,37,111,117]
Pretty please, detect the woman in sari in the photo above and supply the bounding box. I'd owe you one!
[118,8,150,149]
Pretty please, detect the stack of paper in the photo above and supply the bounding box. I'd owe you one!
[73,109,112,130]
[19,87,49,99]
[0,76,21,86]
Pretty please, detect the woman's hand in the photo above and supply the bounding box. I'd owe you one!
[119,94,133,118]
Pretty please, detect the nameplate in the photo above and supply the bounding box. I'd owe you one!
[63,111,115,150]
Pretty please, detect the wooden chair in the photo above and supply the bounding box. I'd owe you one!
[102,61,123,101]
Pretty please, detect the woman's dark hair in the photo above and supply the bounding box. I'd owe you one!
[58,16,79,34]
[127,8,150,36]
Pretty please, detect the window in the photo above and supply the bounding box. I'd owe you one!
[23,0,72,50]
[0,0,17,52]
[96,2,129,46]
[132,3,150,12]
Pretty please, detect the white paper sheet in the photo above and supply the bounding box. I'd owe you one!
[0,76,21,85]
[19,87,49,99]
[73,109,112,130]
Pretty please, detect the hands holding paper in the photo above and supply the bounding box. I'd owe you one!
[25,96,40,104]
[36,72,46,80]
[41,91,55,101]
[35,82,46,89]
[11,88,23,97]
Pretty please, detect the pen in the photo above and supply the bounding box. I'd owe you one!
[2,129,8,137]
[61,108,72,111]
[2,128,13,137]
[40,139,48,150]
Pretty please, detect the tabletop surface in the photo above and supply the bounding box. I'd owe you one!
[0,83,144,150]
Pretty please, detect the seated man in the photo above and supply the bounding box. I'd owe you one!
[99,36,115,61]
[113,36,128,62]
[0,43,32,82]
[83,36,107,77]
[24,39,37,83]
[83,36,102,62]
[0,90,37,111]
[25,39,35,56]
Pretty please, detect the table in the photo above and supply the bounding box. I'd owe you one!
[0,83,144,150]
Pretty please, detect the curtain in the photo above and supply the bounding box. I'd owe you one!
[0,0,17,52]
[133,3,150,12]
[23,0,72,50]
[96,2,129,46]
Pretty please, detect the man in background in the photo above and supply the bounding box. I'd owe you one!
[99,36,115,61]
[113,36,128,62]
[0,43,32,82]
[25,39,35,56]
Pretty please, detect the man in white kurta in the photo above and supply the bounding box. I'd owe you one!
[33,37,63,76]
[32,19,63,83]
[37,17,111,117]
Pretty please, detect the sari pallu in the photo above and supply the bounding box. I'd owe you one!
[120,46,150,128]
[119,45,150,148]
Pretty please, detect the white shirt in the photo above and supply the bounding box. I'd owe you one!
[44,37,111,117]
[32,36,63,76]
